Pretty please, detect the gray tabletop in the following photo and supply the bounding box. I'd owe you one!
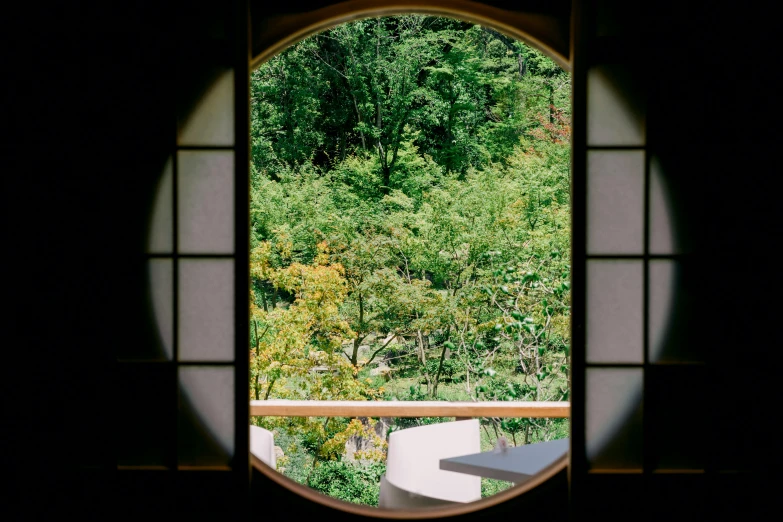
[439,438,568,484]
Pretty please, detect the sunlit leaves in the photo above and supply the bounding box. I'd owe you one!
[249,14,572,475]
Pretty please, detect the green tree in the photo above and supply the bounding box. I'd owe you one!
[249,15,571,501]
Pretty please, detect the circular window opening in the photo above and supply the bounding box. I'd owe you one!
[248,10,571,516]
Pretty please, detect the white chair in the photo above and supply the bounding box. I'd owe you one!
[250,425,276,469]
[379,419,481,509]
[378,474,461,508]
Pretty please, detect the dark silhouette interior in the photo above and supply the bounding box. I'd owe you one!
[5,0,781,519]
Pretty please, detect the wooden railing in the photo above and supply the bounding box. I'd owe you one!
[250,400,569,418]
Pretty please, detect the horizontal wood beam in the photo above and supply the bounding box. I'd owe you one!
[250,400,569,418]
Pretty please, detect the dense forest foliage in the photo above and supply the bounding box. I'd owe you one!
[249,15,571,505]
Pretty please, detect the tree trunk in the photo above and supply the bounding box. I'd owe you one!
[253,320,261,400]
[350,92,367,150]
[417,329,432,396]
[432,342,448,398]
[351,293,364,368]
[375,30,391,195]
[432,326,452,398]
[264,377,277,400]
[517,53,526,78]
[445,94,455,174]
[381,164,390,194]
[548,79,555,125]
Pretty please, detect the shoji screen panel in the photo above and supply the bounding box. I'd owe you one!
[122,0,249,509]
[571,0,707,513]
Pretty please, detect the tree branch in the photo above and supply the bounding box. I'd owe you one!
[363,333,399,368]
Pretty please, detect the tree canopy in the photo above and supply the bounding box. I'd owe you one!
[248,15,570,505]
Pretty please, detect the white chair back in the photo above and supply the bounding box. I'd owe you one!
[378,474,461,509]
[383,419,481,505]
[250,425,276,469]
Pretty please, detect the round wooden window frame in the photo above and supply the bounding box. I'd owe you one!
[248,1,571,518]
